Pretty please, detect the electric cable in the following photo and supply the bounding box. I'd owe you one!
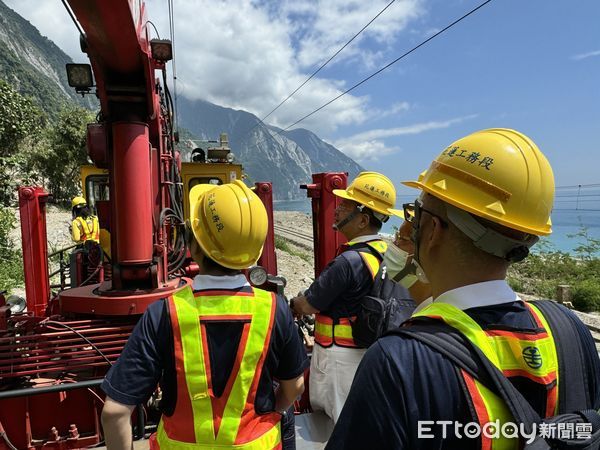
[246,0,495,152]
[241,0,399,139]
[168,0,180,133]
[43,320,113,367]
[146,20,161,39]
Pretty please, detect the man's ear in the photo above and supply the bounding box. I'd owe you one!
[358,212,371,230]
[428,215,446,248]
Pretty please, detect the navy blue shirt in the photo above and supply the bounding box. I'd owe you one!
[307,247,375,319]
[102,284,309,416]
[326,301,600,449]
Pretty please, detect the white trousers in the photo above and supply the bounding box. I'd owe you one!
[309,344,367,424]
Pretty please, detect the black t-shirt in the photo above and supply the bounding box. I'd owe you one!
[326,301,600,450]
[306,249,375,319]
[101,285,309,415]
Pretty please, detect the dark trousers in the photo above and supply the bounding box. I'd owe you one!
[281,405,296,450]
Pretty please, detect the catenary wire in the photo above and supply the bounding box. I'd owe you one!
[247,0,495,152]
[241,0,399,140]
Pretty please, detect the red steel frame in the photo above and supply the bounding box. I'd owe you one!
[302,172,348,277]
[18,187,51,316]
[255,182,277,276]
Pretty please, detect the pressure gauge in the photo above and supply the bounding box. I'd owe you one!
[248,266,268,286]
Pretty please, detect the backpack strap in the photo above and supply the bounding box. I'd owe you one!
[530,300,592,412]
[389,322,549,448]
[391,317,600,449]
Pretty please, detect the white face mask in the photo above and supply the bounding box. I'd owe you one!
[383,243,419,289]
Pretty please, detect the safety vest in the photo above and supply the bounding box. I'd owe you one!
[74,216,100,243]
[314,239,388,348]
[412,301,559,450]
[154,285,282,450]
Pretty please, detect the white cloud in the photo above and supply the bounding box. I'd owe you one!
[571,50,600,61]
[284,0,424,70]
[372,101,411,120]
[333,114,477,161]
[3,0,424,134]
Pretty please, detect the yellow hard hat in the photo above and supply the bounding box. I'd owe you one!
[402,128,554,236]
[71,196,86,208]
[189,180,268,269]
[333,171,400,219]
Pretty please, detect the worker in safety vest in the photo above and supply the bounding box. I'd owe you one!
[100,180,308,450]
[71,196,100,244]
[290,171,408,423]
[327,129,600,449]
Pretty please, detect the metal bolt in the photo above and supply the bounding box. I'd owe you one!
[49,426,60,441]
[68,424,79,439]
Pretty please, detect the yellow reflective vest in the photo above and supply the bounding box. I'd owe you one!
[153,285,282,450]
[72,215,100,243]
[413,301,559,450]
[314,239,388,348]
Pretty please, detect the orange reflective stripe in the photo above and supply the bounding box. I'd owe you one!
[314,315,358,347]
[76,216,100,242]
[315,314,334,347]
[164,294,196,443]
[462,371,492,450]
[358,251,380,279]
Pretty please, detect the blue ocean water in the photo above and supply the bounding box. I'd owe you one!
[273,200,600,256]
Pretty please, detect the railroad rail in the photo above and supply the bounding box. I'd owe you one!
[273,224,314,251]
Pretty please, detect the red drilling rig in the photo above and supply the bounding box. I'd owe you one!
[0,1,349,448]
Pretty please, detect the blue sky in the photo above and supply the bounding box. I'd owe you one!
[4,0,600,206]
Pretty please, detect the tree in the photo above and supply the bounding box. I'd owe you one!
[0,79,46,205]
[0,78,45,155]
[32,105,95,204]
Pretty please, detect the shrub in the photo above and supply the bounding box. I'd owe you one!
[572,279,600,313]
[0,206,24,293]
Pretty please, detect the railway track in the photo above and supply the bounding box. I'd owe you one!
[272,225,600,350]
[273,224,314,250]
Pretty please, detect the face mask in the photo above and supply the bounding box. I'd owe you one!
[384,243,408,278]
[384,243,419,289]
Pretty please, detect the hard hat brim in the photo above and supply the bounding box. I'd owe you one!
[332,188,352,201]
[387,208,405,219]
[403,179,552,236]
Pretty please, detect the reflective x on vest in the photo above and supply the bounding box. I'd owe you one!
[412,301,559,450]
[314,239,388,348]
[156,285,281,450]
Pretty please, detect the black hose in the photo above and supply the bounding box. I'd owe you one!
[43,320,113,367]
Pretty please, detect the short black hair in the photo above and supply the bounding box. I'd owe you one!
[364,208,383,231]
[202,253,240,275]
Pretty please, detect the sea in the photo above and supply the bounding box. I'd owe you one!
[273,200,600,256]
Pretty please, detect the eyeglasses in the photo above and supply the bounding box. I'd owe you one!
[403,201,448,228]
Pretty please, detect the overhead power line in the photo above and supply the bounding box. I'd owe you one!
[248,0,494,152]
[242,0,399,140]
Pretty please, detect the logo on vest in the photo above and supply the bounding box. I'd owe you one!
[522,346,542,369]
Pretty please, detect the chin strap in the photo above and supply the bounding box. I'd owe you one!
[332,205,364,231]
[445,203,539,262]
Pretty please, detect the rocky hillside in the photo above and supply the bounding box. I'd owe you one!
[0,0,92,115]
[178,98,364,201]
